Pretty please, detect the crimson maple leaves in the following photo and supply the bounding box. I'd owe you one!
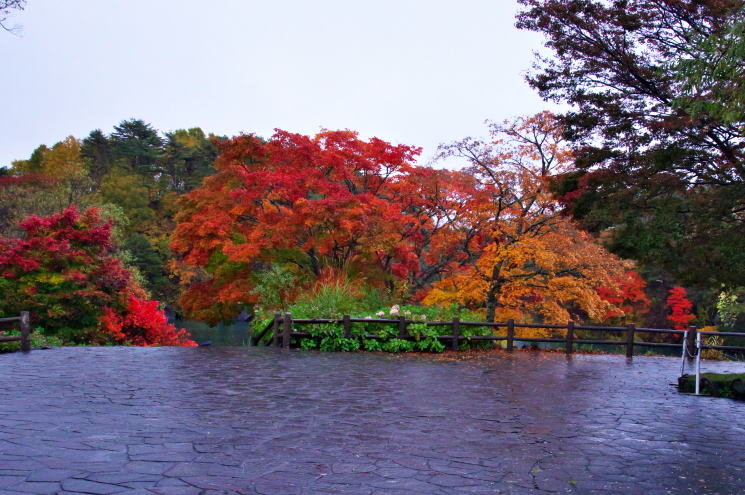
[171,130,437,322]
[0,207,195,346]
[667,287,695,330]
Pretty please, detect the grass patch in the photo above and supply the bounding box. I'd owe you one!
[678,372,745,400]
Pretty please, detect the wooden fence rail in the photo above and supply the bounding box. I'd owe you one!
[698,330,745,353]
[247,313,745,357]
[0,311,31,352]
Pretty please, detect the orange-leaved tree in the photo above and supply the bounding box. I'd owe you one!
[422,218,634,324]
[422,112,638,324]
[386,167,491,296]
[171,130,480,323]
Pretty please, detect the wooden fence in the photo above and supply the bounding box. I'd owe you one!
[697,329,745,354]
[0,311,31,352]
[249,313,745,357]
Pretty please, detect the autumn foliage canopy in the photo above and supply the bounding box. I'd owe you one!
[5,114,716,340]
[171,130,487,323]
[172,117,650,325]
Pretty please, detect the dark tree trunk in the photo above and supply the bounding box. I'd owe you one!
[307,248,320,277]
[485,259,506,323]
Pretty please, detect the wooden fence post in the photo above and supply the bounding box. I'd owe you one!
[20,311,30,353]
[283,313,292,349]
[626,323,635,358]
[398,315,407,339]
[686,325,697,360]
[506,319,515,352]
[343,314,351,339]
[451,317,460,351]
[566,320,574,355]
[272,313,281,348]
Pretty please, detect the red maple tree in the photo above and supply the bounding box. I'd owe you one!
[171,130,485,323]
[666,286,695,330]
[100,295,196,346]
[597,271,650,320]
[0,206,195,346]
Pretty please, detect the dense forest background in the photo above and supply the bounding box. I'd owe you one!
[0,116,735,335]
[1,121,219,309]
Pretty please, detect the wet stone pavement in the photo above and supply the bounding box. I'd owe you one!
[1,348,744,495]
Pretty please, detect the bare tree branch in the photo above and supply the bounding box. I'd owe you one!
[1,0,26,34]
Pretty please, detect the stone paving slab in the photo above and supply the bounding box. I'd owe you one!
[1,347,744,494]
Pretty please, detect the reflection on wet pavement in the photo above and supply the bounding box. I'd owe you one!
[1,347,744,494]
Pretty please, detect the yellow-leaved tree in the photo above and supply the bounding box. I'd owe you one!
[423,112,639,329]
[422,218,632,324]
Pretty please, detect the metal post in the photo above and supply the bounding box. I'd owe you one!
[695,331,702,395]
[566,320,574,355]
[680,329,688,377]
[20,311,30,353]
[282,313,292,349]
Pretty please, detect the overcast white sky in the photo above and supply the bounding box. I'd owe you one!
[1,0,549,168]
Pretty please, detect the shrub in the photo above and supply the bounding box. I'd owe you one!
[99,295,196,347]
[0,328,63,353]
[0,207,195,346]
[254,302,495,353]
[698,326,725,360]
